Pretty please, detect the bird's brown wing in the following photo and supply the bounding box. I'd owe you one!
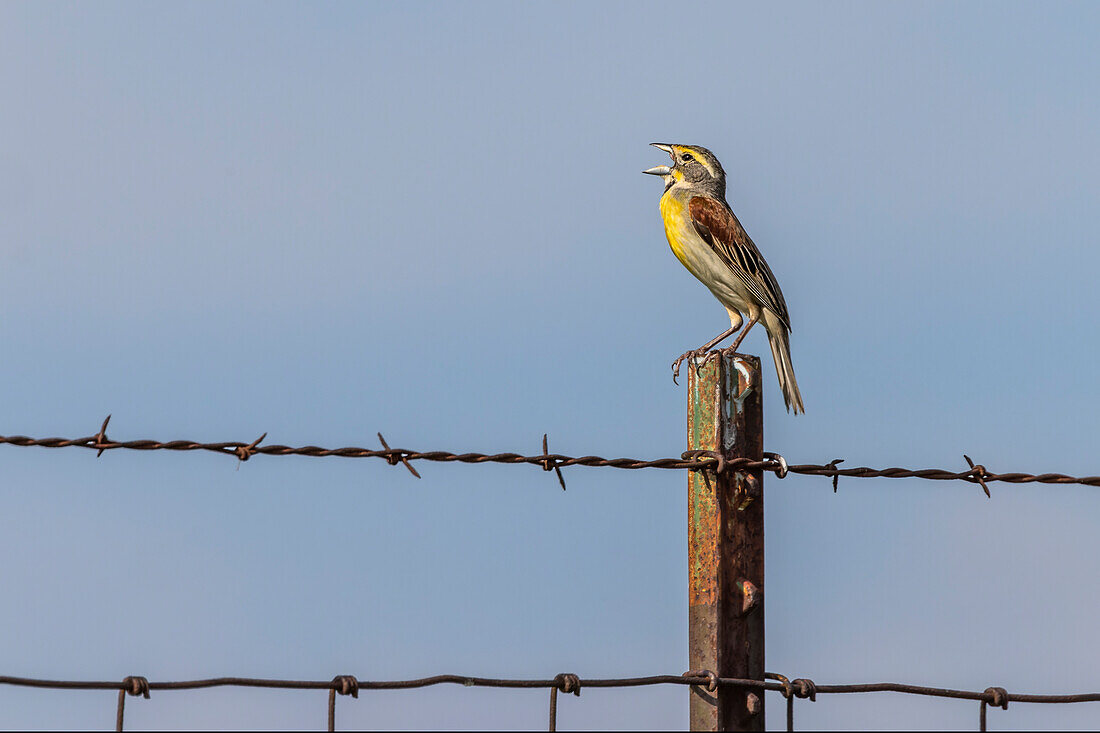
[688,196,791,331]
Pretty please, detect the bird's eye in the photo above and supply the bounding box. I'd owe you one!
[681,153,695,163]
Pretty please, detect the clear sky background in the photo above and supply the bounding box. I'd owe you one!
[0,1,1098,730]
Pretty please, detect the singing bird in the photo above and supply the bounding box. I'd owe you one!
[645,143,804,413]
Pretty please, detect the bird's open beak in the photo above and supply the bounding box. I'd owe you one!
[644,143,675,175]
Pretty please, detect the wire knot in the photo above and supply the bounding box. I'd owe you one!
[792,678,817,701]
[964,455,992,498]
[963,453,998,493]
[683,669,718,692]
[541,434,567,490]
[983,686,1009,710]
[764,452,788,478]
[377,432,421,478]
[681,450,725,474]
[235,433,267,462]
[332,675,359,698]
[553,673,581,696]
[122,676,150,698]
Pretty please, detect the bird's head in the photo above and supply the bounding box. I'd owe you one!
[643,143,726,197]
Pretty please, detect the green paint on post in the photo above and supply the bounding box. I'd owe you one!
[687,350,765,732]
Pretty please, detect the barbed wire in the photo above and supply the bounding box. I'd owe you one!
[4,421,1098,730]
[1,416,1098,496]
[1,669,1097,731]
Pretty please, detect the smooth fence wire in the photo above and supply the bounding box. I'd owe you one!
[1,671,1098,731]
[2,416,1100,495]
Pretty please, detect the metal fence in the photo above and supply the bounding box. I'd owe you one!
[4,414,1100,494]
[2,410,1099,730]
[1,670,1099,732]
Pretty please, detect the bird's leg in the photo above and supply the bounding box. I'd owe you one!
[697,325,742,354]
[728,314,760,353]
[671,326,738,385]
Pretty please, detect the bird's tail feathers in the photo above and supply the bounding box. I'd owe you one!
[763,311,804,414]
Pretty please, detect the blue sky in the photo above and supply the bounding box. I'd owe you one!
[0,1,1098,729]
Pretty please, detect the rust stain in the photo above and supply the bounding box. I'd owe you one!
[687,351,766,731]
[688,353,722,608]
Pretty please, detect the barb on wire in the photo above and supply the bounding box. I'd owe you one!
[377,432,420,478]
[95,415,111,458]
[542,434,567,490]
[965,454,991,498]
[235,432,266,468]
[826,458,844,492]
[2,422,1100,492]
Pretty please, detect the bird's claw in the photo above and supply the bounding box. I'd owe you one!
[671,348,711,385]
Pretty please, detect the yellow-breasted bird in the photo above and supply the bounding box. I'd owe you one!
[645,143,804,413]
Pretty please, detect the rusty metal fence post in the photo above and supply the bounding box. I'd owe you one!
[687,351,765,731]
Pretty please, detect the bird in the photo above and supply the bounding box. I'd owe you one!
[645,143,804,413]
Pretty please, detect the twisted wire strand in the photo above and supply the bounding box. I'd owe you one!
[2,425,1100,490]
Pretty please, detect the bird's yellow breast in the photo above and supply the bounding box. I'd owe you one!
[659,191,694,269]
